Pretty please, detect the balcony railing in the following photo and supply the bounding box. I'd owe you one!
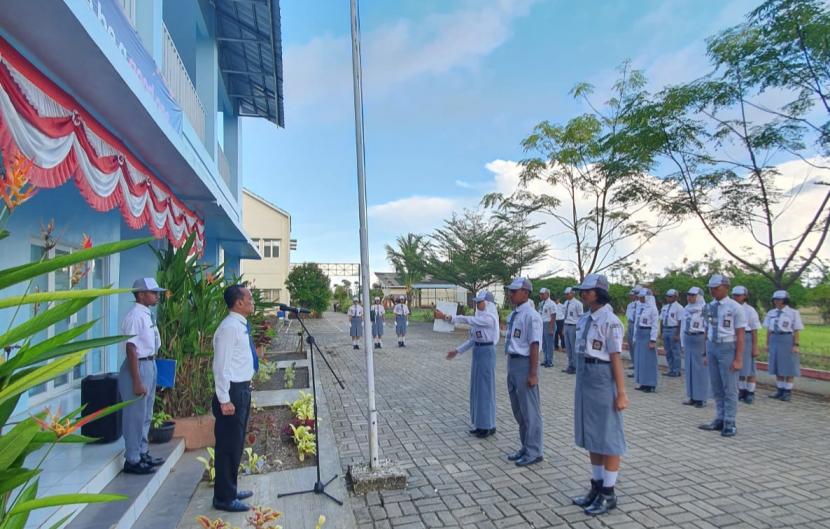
[117,0,136,26]
[161,23,206,144]
[217,142,232,189]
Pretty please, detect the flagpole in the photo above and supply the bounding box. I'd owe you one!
[349,0,379,470]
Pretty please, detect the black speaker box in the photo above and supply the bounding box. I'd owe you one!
[81,373,122,443]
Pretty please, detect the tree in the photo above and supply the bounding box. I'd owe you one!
[385,233,428,306]
[425,210,547,302]
[629,0,830,291]
[332,284,351,313]
[285,263,331,315]
[484,62,675,282]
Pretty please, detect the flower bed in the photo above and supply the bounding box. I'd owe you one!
[246,406,316,473]
[253,366,309,391]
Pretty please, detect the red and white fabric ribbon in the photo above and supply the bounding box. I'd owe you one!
[0,37,204,253]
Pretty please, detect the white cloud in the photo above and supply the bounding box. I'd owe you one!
[282,0,538,111]
[368,195,464,235]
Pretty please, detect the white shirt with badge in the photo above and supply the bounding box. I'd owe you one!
[762,306,804,333]
[212,312,255,403]
[347,305,364,318]
[504,301,543,357]
[554,301,565,320]
[742,303,762,332]
[660,301,682,328]
[706,297,747,342]
[575,304,624,362]
[121,303,160,358]
[563,298,583,325]
[538,298,556,323]
[393,303,410,316]
[636,302,660,342]
[451,311,499,354]
[371,304,385,320]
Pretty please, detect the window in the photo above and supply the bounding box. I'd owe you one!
[26,242,109,402]
[262,289,281,302]
[262,239,281,259]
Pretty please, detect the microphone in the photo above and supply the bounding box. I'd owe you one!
[278,303,311,314]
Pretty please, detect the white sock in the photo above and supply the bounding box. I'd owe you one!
[378,340,383,346]
[602,469,619,488]
[748,382,756,392]
[591,465,603,481]
[785,382,794,390]
[738,381,746,390]
[777,381,785,388]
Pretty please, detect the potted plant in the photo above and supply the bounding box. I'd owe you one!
[149,410,175,444]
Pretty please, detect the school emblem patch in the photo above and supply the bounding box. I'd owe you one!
[513,328,522,338]
[475,330,482,338]
[592,339,602,350]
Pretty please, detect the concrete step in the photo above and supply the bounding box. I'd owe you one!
[65,438,185,529]
[131,450,205,529]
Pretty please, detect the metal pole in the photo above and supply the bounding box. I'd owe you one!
[349,0,379,470]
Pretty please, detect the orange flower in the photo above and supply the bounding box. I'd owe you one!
[246,506,282,529]
[81,233,93,249]
[1,153,36,211]
[33,406,115,439]
[195,516,237,529]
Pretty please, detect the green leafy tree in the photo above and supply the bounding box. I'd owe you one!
[332,284,351,313]
[285,263,331,315]
[385,233,428,306]
[425,210,547,304]
[484,62,674,282]
[629,0,830,290]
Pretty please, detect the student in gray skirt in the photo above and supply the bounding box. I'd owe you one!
[680,287,710,408]
[437,290,500,438]
[571,274,629,516]
[347,297,364,350]
[370,296,386,349]
[763,290,804,402]
[732,286,761,404]
[393,296,410,347]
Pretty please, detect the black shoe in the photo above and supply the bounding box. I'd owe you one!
[567,367,576,374]
[682,399,695,405]
[476,428,496,438]
[212,499,251,512]
[699,419,724,431]
[662,372,671,376]
[123,460,156,475]
[469,428,483,435]
[141,453,164,467]
[515,455,543,467]
[572,479,602,507]
[507,450,526,462]
[627,372,634,378]
[721,423,737,437]
[780,389,792,402]
[561,368,570,373]
[353,345,359,350]
[738,389,746,401]
[642,386,655,393]
[694,401,705,408]
[768,388,784,399]
[585,490,617,515]
[634,386,644,391]
[745,392,755,404]
[236,490,254,500]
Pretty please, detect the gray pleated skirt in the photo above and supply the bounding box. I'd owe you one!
[350,318,363,337]
[574,354,627,456]
[634,326,657,387]
[684,333,710,401]
[768,332,799,377]
[372,318,384,337]
[395,314,407,336]
[469,344,496,429]
[739,330,756,376]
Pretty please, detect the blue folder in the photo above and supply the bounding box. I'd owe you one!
[155,358,177,388]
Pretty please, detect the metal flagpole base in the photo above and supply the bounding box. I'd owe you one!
[278,474,342,505]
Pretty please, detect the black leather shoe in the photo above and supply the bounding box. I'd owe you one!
[744,392,755,404]
[572,479,602,507]
[642,386,655,393]
[737,389,746,401]
[507,450,526,461]
[699,419,724,431]
[721,423,737,437]
[682,399,695,405]
[567,367,576,374]
[561,368,570,373]
[236,490,254,500]
[476,428,496,438]
[515,455,543,467]
[469,428,483,435]
[212,499,251,512]
[585,491,617,515]
[353,345,359,350]
[781,389,792,401]
[627,372,634,378]
[123,460,156,475]
[768,388,784,399]
[694,400,705,408]
[376,344,382,349]
[141,453,165,467]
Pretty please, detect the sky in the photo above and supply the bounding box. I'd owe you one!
[240,0,829,280]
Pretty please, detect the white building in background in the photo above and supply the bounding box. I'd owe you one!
[241,188,295,305]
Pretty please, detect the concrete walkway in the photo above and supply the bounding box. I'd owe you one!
[308,312,830,529]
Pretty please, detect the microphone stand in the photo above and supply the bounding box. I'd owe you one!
[278,309,345,505]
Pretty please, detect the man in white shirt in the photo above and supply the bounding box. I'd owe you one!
[538,288,556,368]
[660,289,683,377]
[699,275,746,438]
[118,277,166,475]
[211,285,257,512]
[562,286,584,374]
[554,296,566,352]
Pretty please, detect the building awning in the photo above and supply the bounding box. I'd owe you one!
[216,0,284,127]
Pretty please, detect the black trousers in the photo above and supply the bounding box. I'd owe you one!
[212,381,251,503]
[554,319,565,349]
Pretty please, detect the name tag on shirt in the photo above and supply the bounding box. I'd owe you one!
[723,319,731,329]
[475,330,483,338]
[693,322,700,329]
[641,317,649,325]
[513,329,522,338]
[592,339,602,351]
[782,320,790,329]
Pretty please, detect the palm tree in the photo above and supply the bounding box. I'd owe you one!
[385,233,428,307]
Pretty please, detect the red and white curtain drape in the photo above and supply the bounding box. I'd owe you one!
[0,37,204,253]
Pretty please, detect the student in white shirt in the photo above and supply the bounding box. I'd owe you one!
[763,290,805,402]
[633,288,659,393]
[660,289,683,377]
[393,296,411,347]
[370,296,386,349]
[211,285,257,512]
[347,298,364,350]
[732,286,761,404]
[538,288,556,368]
[562,287,584,374]
[438,290,500,439]
[554,296,566,352]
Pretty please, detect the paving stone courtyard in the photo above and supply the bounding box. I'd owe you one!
[305,313,830,529]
